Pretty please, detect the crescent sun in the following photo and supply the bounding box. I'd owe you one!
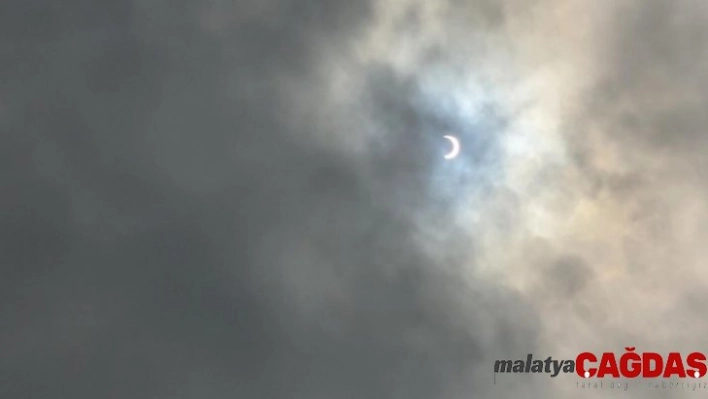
[443,135,460,159]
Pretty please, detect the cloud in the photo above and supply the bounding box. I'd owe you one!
[4,0,708,397]
[0,0,547,398]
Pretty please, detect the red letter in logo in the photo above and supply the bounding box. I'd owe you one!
[687,352,707,378]
[642,352,663,378]
[576,352,597,378]
[663,352,687,378]
[620,347,641,378]
[597,352,620,378]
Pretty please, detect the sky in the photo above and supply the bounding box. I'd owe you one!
[2,0,708,398]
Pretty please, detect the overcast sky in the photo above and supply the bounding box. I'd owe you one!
[2,0,708,398]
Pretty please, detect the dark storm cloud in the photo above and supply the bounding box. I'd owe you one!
[1,1,543,398]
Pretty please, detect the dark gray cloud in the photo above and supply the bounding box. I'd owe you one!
[1,1,543,398]
[547,255,592,298]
